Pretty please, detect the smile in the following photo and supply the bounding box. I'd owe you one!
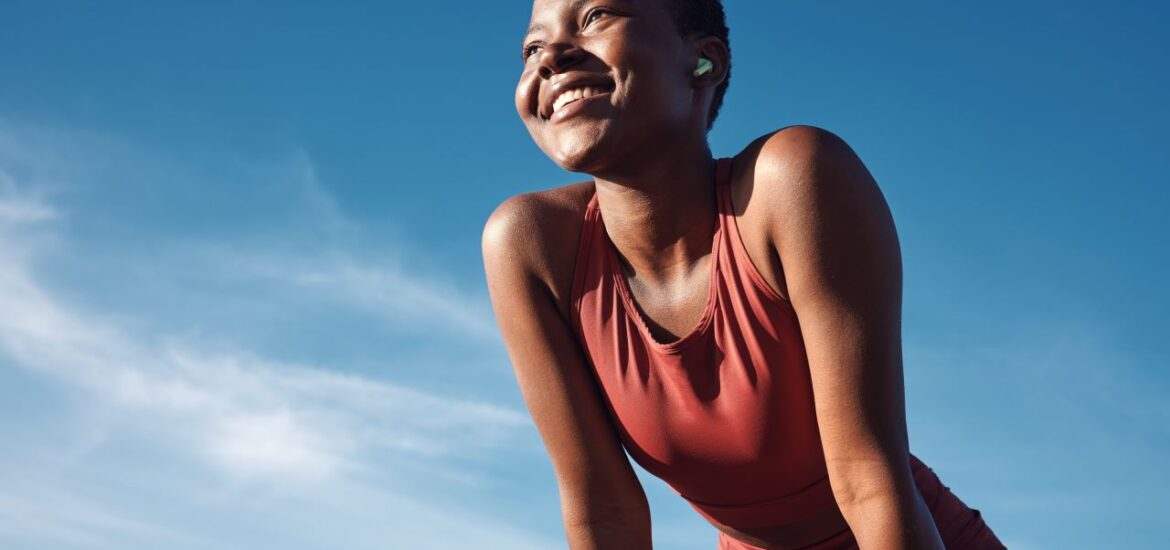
[552,85,611,114]
[539,77,617,122]
[548,89,614,124]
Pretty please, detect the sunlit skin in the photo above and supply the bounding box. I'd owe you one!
[485,1,947,548]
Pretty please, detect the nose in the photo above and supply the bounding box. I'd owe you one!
[536,42,585,79]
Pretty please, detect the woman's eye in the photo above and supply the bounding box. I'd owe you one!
[522,44,542,61]
[584,8,610,26]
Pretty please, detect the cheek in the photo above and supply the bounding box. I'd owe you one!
[633,57,691,116]
[514,77,531,117]
[515,64,546,112]
[607,42,680,103]
[513,80,548,148]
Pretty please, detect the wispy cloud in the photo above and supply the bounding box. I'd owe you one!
[0,189,56,225]
[0,183,526,476]
[0,481,203,549]
[0,124,551,549]
[230,252,501,341]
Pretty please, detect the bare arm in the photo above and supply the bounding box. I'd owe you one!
[482,194,652,549]
[756,126,943,549]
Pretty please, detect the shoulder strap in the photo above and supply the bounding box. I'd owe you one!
[569,189,601,336]
[715,157,732,187]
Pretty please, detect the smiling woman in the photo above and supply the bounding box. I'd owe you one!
[483,1,1007,549]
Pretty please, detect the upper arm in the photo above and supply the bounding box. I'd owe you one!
[753,126,915,508]
[481,195,651,529]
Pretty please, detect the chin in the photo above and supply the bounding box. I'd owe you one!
[544,120,622,174]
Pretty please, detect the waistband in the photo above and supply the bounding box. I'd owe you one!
[679,454,932,529]
[678,474,838,528]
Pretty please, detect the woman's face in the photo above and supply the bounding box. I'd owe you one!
[515,0,697,173]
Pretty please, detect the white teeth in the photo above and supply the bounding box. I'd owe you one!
[551,85,609,115]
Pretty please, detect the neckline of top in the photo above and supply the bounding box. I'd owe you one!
[588,157,732,354]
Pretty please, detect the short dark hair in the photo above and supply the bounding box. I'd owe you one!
[665,0,730,131]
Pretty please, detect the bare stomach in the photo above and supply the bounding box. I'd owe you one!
[708,504,850,549]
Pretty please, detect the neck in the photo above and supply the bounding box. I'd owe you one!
[591,138,719,284]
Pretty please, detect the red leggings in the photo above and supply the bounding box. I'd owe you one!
[716,462,1006,549]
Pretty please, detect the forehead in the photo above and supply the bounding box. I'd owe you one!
[526,0,665,33]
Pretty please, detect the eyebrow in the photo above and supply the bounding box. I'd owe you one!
[525,0,597,37]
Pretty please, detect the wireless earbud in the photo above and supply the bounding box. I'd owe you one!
[694,57,713,77]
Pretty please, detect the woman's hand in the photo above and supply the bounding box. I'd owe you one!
[751,125,945,549]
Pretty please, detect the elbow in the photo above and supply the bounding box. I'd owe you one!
[832,484,944,550]
[831,477,917,522]
[562,503,653,550]
[824,454,917,513]
[561,493,651,529]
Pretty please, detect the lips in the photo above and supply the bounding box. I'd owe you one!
[539,74,616,120]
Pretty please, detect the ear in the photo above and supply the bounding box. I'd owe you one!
[692,36,729,88]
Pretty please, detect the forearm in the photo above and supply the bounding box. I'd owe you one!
[564,508,653,550]
[839,492,943,550]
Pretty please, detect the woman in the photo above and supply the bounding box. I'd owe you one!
[482,1,1006,548]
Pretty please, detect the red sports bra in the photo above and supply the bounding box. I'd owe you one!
[564,156,1007,550]
[570,157,930,530]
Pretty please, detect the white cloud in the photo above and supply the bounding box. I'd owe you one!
[0,482,203,549]
[0,171,525,482]
[0,192,56,225]
[231,252,501,341]
[0,125,554,549]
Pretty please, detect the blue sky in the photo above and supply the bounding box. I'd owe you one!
[0,1,1166,549]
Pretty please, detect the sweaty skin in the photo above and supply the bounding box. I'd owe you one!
[484,1,945,548]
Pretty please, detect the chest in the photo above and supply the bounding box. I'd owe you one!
[618,252,716,347]
[578,270,826,475]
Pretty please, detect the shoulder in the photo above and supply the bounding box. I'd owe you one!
[739,124,859,165]
[734,124,876,208]
[481,179,595,269]
[731,124,888,247]
[481,180,596,319]
[719,125,896,307]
